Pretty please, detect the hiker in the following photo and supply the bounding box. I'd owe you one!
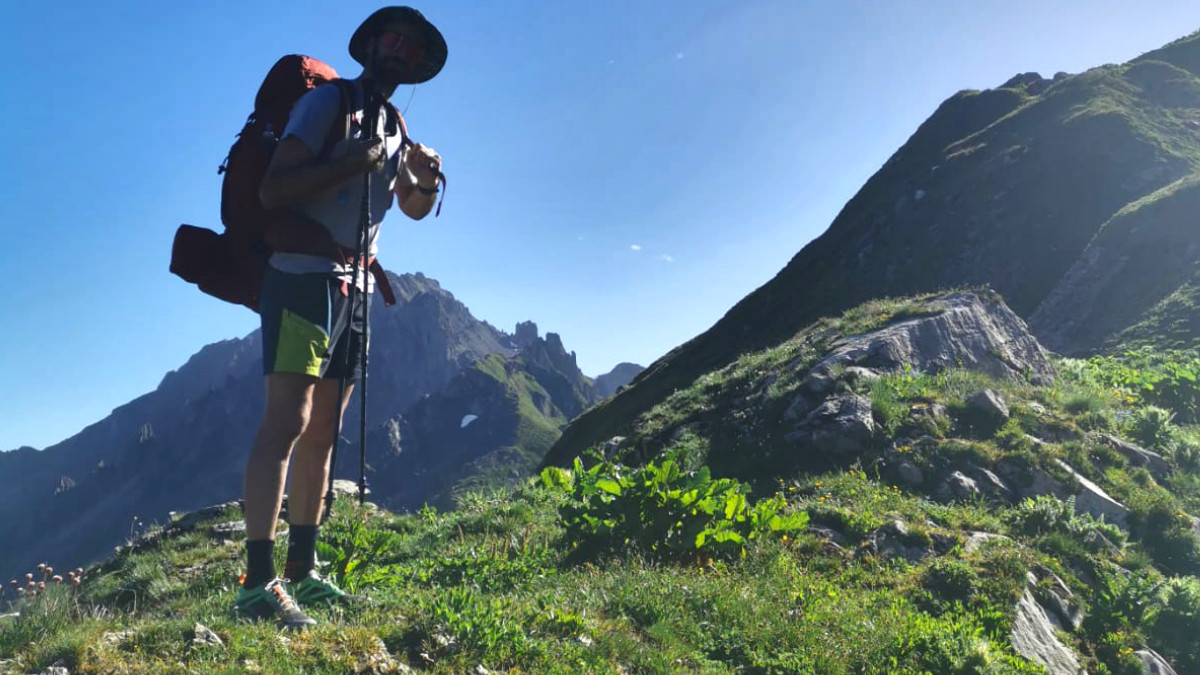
[234,6,447,628]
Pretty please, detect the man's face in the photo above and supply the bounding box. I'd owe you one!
[369,21,426,85]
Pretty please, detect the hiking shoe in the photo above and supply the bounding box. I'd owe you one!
[235,578,317,629]
[286,570,362,607]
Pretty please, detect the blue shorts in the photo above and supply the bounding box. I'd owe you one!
[259,266,366,381]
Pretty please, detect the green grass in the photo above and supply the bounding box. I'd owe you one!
[7,294,1200,674]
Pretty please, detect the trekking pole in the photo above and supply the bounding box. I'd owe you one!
[321,84,378,522]
[355,89,379,507]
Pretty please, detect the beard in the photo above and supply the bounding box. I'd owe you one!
[371,54,414,88]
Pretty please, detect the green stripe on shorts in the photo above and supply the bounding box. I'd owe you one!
[274,308,330,377]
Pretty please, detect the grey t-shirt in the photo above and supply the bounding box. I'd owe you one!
[269,78,403,284]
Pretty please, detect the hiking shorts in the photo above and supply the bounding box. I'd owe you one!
[260,266,367,381]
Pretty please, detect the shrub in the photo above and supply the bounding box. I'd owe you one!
[1083,565,1164,639]
[1150,576,1200,672]
[542,447,809,560]
[1127,492,1200,575]
[1005,495,1127,550]
[1127,406,1177,452]
[1083,348,1200,423]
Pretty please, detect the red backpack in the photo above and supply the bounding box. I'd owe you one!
[170,54,400,312]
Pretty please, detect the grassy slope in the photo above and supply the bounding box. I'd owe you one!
[5,294,1200,674]
[545,39,1200,469]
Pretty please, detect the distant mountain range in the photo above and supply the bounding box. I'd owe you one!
[0,271,642,579]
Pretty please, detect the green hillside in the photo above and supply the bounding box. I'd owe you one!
[5,292,1200,674]
[544,32,1200,470]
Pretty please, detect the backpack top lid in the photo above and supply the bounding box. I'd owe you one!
[253,55,340,131]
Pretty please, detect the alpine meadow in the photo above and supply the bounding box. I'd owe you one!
[6,9,1200,675]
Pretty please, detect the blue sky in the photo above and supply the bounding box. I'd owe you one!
[1,1,1198,451]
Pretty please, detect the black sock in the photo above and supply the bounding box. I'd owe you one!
[244,539,276,588]
[284,525,318,581]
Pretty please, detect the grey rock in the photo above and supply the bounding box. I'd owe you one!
[860,520,932,562]
[964,532,1010,553]
[813,291,1055,385]
[354,636,399,673]
[192,622,224,648]
[938,471,981,501]
[967,465,1010,497]
[168,501,242,533]
[1054,459,1129,528]
[1011,589,1084,675]
[788,393,875,456]
[210,521,245,537]
[1083,530,1122,556]
[1039,573,1085,632]
[101,629,135,646]
[601,436,626,457]
[891,457,925,488]
[1133,649,1177,675]
[843,366,880,384]
[968,389,1010,421]
[801,371,836,396]
[37,662,70,675]
[782,392,814,422]
[1096,434,1171,477]
[807,525,851,549]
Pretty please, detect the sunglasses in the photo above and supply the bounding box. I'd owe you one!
[378,31,426,64]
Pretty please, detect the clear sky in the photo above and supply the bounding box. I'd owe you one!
[2,1,1198,451]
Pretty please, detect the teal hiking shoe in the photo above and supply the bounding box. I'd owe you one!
[286,570,363,607]
[234,578,316,629]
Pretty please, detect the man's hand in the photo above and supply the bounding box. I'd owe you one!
[405,143,442,187]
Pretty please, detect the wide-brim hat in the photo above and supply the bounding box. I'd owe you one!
[349,6,447,84]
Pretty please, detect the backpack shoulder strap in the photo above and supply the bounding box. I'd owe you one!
[316,78,357,161]
[383,102,411,148]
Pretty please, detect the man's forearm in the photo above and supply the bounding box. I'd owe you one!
[397,184,437,220]
[260,154,365,211]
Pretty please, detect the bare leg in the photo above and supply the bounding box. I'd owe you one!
[288,379,355,526]
[244,373,317,541]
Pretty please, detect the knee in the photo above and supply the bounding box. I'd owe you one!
[261,407,313,452]
[299,412,339,449]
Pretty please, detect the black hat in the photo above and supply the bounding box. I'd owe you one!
[349,6,447,84]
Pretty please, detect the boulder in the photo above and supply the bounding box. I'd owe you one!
[1054,459,1129,528]
[938,471,980,501]
[964,532,1010,553]
[1010,588,1084,675]
[891,457,925,488]
[787,393,876,456]
[812,291,1055,385]
[191,622,224,648]
[967,389,1010,421]
[859,520,933,562]
[1096,434,1171,477]
[967,465,1011,498]
[1133,649,1177,675]
[1038,572,1085,632]
[843,366,880,385]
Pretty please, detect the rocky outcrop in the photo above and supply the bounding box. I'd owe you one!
[1011,585,1084,675]
[786,393,875,457]
[1096,434,1172,477]
[1134,649,1178,675]
[811,292,1054,386]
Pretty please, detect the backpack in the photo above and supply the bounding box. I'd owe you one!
[169,54,401,312]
